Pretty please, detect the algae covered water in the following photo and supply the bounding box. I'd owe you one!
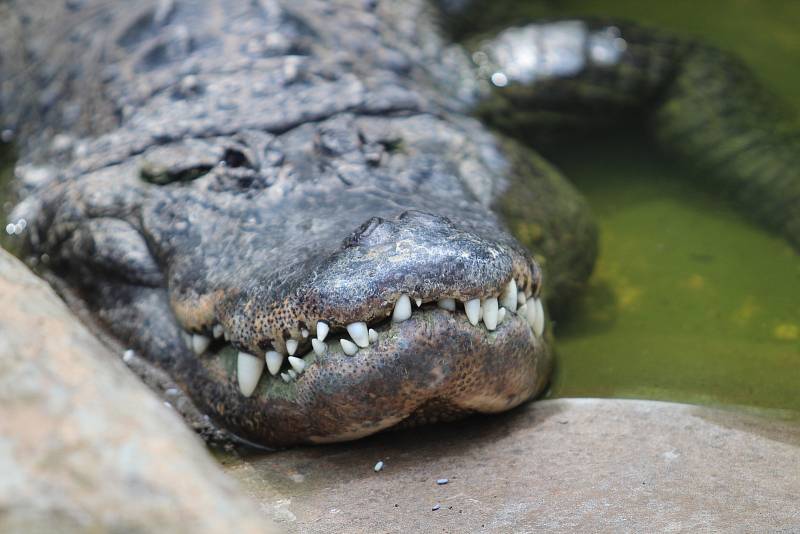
[547,135,800,414]
[474,1,800,414]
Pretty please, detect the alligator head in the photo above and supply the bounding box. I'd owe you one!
[12,113,551,447]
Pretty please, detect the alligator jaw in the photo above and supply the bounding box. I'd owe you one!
[185,288,549,447]
[143,207,550,446]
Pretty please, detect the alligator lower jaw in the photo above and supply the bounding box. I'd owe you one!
[178,282,549,446]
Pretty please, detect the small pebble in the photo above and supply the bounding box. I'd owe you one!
[374,460,384,472]
[432,504,440,511]
[436,478,449,485]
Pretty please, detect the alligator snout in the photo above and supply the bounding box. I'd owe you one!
[160,206,551,445]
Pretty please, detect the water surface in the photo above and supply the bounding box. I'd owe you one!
[484,1,800,415]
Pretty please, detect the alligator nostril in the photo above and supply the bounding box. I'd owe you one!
[222,148,249,168]
[398,210,450,225]
[343,217,390,248]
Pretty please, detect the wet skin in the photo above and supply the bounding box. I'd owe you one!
[2,1,798,447]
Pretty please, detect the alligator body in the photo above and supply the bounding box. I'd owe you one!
[2,1,798,447]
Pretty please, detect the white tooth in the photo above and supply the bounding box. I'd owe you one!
[223,330,229,341]
[212,324,225,339]
[288,369,297,379]
[311,338,327,356]
[483,297,498,331]
[288,356,306,374]
[265,350,284,376]
[392,294,412,322]
[301,328,309,338]
[464,298,481,326]
[497,307,507,325]
[347,321,369,348]
[437,298,456,311]
[526,298,537,327]
[501,279,517,312]
[286,339,299,356]
[316,321,329,341]
[517,302,528,319]
[340,338,359,356]
[517,291,526,306]
[192,334,211,355]
[181,331,192,349]
[237,351,264,397]
[415,297,422,307]
[533,298,545,337]
[280,372,291,383]
[368,328,378,343]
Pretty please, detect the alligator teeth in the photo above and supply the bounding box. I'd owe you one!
[212,324,225,339]
[237,351,264,397]
[437,298,456,311]
[517,291,526,306]
[288,356,306,374]
[181,331,192,350]
[192,334,211,355]
[286,339,299,356]
[288,369,298,379]
[501,279,517,312]
[311,338,327,356]
[368,328,378,343]
[517,302,528,318]
[280,372,291,383]
[533,298,545,337]
[265,350,284,376]
[347,321,369,348]
[301,328,309,338]
[483,297,499,331]
[497,307,507,325]
[415,297,422,307]
[464,298,481,326]
[526,298,537,328]
[392,294,412,322]
[340,338,359,356]
[316,321,329,342]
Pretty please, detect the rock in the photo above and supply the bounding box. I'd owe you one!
[0,249,274,534]
[224,398,800,532]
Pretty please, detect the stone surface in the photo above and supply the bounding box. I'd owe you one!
[0,249,274,534]
[224,398,800,532]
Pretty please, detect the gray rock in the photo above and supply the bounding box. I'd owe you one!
[225,398,800,532]
[0,248,274,534]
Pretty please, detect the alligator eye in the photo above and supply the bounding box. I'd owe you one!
[223,148,249,168]
[140,162,213,185]
[139,141,221,185]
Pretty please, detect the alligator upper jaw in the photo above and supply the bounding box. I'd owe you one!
[173,266,548,446]
[189,291,549,447]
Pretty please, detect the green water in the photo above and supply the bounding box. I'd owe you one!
[474,1,800,414]
[0,145,15,252]
[547,136,800,413]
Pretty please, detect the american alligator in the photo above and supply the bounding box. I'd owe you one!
[1,1,798,448]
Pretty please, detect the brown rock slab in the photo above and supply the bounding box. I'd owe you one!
[224,398,800,532]
[0,249,274,533]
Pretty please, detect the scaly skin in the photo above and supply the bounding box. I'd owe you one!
[1,1,796,447]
